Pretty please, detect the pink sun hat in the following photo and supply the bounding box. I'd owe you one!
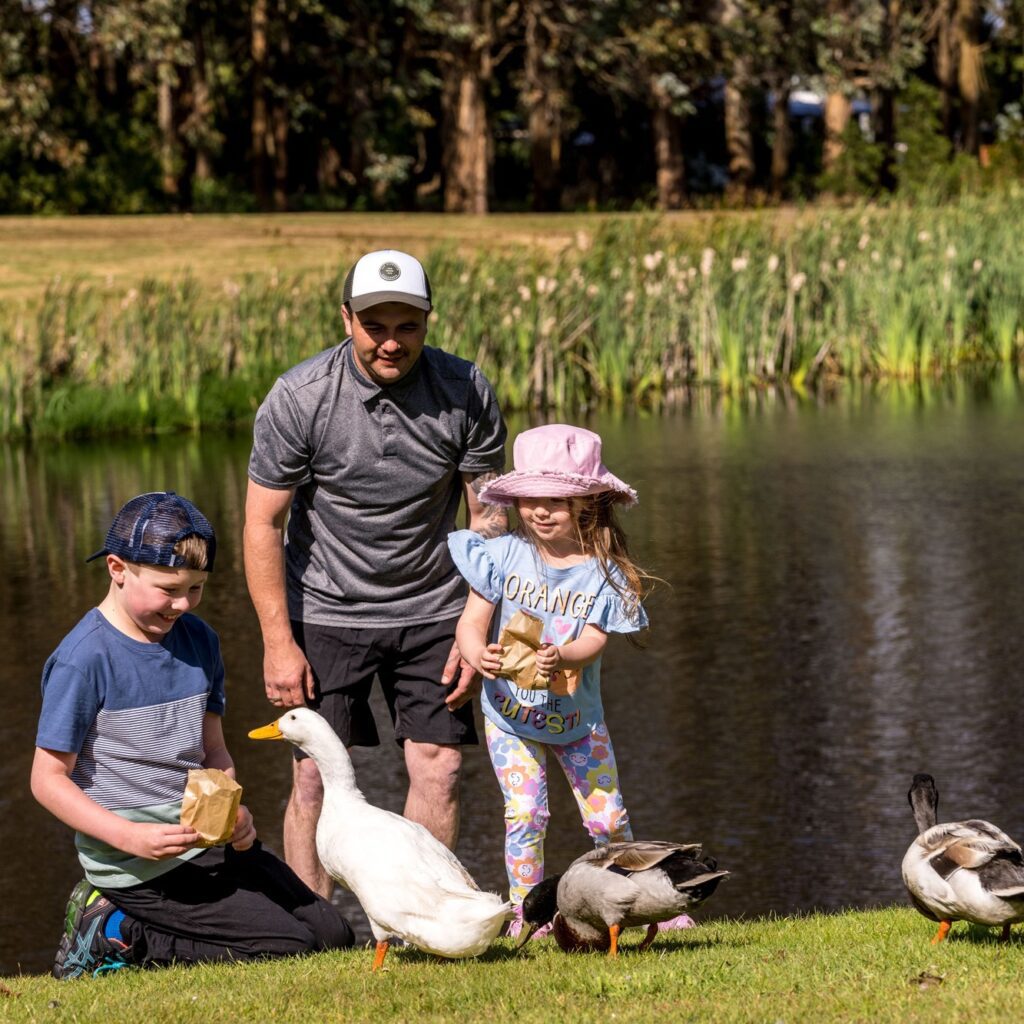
[478,424,638,507]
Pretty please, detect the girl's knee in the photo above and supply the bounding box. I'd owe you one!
[504,805,550,840]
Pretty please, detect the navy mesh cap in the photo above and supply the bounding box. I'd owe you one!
[86,492,216,571]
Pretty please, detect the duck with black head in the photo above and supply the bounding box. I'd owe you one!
[515,840,728,955]
[902,773,1024,943]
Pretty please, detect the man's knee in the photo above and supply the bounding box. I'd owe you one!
[406,742,461,797]
[291,757,325,807]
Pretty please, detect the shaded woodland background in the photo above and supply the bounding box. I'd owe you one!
[3,0,1024,214]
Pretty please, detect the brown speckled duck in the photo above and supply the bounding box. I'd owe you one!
[515,840,728,955]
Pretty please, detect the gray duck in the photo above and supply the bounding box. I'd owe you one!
[902,773,1024,943]
[516,840,728,955]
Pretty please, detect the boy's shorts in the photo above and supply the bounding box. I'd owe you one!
[291,616,478,752]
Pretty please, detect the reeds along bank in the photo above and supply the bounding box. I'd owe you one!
[3,195,1024,439]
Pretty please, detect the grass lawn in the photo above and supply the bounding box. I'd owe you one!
[0,209,801,303]
[0,212,599,301]
[3,908,1023,1023]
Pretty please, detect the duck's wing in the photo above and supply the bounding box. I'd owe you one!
[921,820,1022,877]
[575,840,704,874]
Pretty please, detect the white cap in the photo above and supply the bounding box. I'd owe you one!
[342,250,433,313]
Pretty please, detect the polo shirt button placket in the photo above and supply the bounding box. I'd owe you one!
[381,401,394,458]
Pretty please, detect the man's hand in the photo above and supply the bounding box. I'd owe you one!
[441,640,482,710]
[264,637,315,708]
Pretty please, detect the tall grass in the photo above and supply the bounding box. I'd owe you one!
[4,193,1024,438]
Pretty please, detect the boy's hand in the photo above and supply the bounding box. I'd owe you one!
[229,805,257,851]
[122,823,200,860]
[479,642,504,680]
[535,643,561,678]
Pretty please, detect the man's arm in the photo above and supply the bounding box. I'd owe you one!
[439,471,509,710]
[243,478,314,707]
[461,470,509,538]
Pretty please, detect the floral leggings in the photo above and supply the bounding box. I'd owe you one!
[484,717,633,905]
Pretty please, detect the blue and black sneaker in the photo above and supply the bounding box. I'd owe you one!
[52,880,132,980]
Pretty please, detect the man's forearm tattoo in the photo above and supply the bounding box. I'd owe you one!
[469,472,509,538]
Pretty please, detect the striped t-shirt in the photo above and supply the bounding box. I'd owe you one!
[37,607,225,887]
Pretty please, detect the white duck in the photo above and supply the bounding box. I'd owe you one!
[249,708,511,969]
[902,773,1024,943]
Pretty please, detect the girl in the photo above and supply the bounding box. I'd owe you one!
[449,423,688,938]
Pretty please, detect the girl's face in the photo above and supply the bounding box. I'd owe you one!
[516,496,576,546]
[106,557,208,642]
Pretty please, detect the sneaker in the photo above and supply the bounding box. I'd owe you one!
[658,913,696,931]
[52,880,132,980]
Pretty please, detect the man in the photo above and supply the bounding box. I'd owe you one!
[244,249,507,897]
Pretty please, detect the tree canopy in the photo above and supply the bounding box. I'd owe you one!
[3,0,1022,213]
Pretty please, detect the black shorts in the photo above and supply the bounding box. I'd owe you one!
[291,616,478,752]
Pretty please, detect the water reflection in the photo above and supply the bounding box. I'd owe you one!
[3,374,1024,975]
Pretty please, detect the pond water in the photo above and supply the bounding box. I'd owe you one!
[3,375,1024,976]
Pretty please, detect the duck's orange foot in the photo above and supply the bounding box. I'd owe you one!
[930,920,951,944]
[607,923,620,957]
[372,940,390,971]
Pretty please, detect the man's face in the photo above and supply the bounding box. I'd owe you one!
[343,301,428,385]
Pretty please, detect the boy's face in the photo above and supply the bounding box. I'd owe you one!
[106,557,208,642]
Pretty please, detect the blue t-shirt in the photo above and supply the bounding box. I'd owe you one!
[447,531,648,745]
[36,608,226,887]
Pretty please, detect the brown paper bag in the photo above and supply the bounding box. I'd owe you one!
[180,768,243,847]
[495,609,580,694]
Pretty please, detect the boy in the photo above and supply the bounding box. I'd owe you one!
[32,492,354,979]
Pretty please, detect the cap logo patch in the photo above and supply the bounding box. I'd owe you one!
[379,261,401,282]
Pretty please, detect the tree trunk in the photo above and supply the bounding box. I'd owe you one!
[955,0,983,155]
[650,77,685,210]
[441,59,489,213]
[724,73,754,201]
[271,99,288,211]
[524,0,561,211]
[192,26,212,182]
[934,0,956,142]
[770,82,792,197]
[157,62,178,201]
[720,0,754,202]
[879,0,901,190]
[251,0,271,210]
[822,91,851,173]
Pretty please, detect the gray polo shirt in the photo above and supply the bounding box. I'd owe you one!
[248,339,506,627]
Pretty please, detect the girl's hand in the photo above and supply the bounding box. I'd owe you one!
[535,643,561,677]
[121,822,200,860]
[479,642,504,679]
[230,805,257,851]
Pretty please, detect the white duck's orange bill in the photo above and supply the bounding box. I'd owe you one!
[248,720,284,740]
